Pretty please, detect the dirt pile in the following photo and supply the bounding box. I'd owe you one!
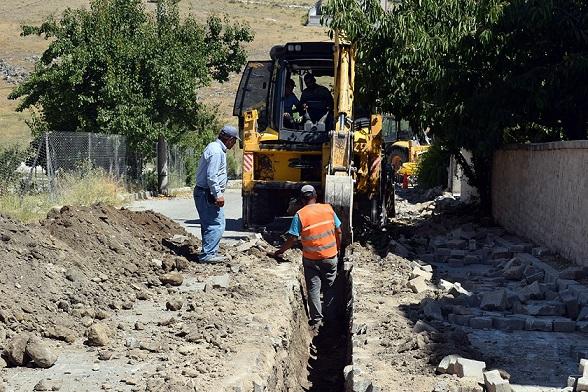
[0,204,193,345]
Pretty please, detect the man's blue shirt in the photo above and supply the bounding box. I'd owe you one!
[195,139,227,198]
[287,206,342,237]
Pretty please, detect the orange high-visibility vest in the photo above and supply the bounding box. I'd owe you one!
[298,203,338,260]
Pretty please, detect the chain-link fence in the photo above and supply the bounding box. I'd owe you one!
[18,131,195,199]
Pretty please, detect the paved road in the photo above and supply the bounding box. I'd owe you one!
[129,189,254,241]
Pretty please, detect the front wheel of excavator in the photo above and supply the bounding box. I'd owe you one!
[324,174,354,247]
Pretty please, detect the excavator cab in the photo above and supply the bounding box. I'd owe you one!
[234,41,392,242]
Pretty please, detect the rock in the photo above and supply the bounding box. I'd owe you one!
[135,321,145,330]
[450,282,472,297]
[503,264,525,280]
[175,258,189,271]
[98,350,113,360]
[407,276,428,294]
[44,325,76,344]
[524,317,553,332]
[0,357,7,368]
[581,358,588,376]
[166,298,184,311]
[577,376,588,391]
[484,370,511,392]
[86,323,111,347]
[412,320,438,334]
[518,281,543,302]
[423,301,443,321]
[439,279,455,291]
[437,354,461,374]
[140,341,162,353]
[455,357,486,383]
[469,316,493,329]
[206,273,231,289]
[26,337,58,368]
[5,334,30,366]
[162,258,176,272]
[33,379,51,391]
[480,289,509,311]
[159,272,184,286]
[410,267,433,281]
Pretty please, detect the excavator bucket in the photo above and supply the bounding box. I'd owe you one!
[324,174,354,245]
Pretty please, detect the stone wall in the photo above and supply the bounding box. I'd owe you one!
[492,141,588,266]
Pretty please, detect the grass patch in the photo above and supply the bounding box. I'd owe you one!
[0,167,125,222]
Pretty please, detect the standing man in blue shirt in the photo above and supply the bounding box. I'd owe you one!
[194,125,240,263]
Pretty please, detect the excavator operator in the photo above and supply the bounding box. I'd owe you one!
[299,73,333,124]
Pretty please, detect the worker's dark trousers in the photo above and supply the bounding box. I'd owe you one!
[302,256,338,325]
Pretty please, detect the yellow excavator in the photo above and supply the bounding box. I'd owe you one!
[233,38,394,243]
[382,115,430,181]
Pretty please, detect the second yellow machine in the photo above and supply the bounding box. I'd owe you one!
[233,39,394,243]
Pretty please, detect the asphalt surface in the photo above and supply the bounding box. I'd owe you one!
[128,188,254,241]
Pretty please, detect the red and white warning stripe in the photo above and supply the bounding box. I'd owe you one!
[243,153,254,173]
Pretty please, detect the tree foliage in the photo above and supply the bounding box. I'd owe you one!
[324,0,588,207]
[10,0,253,156]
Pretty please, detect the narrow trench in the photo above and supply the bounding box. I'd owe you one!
[302,261,353,392]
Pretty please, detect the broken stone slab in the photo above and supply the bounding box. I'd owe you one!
[484,369,511,392]
[524,317,553,332]
[447,240,467,250]
[448,314,474,326]
[522,302,566,317]
[560,267,588,280]
[455,357,486,383]
[492,247,512,260]
[450,282,472,297]
[206,273,231,289]
[413,320,439,334]
[407,276,429,294]
[480,289,509,311]
[577,322,588,333]
[437,354,461,374]
[439,279,454,291]
[517,253,559,284]
[423,301,443,321]
[464,255,481,264]
[550,317,575,332]
[450,250,467,259]
[580,358,588,376]
[410,267,433,281]
[518,281,544,303]
[235,239,258,253]
[469,316,493,329]
[492,316,525,331]
[577,376,588,391]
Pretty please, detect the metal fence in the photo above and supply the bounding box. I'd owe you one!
[20,131,194,198]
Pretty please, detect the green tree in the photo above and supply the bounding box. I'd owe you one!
[10,0,253,156]
[324,0,588,208]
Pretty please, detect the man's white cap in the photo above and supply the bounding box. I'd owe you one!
[221,124,240,141]
[300,184,316,196]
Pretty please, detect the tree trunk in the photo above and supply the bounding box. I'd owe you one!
[157,135,168,196]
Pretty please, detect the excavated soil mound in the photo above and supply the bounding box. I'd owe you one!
[0,204,196,344]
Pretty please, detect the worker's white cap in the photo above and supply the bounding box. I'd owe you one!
[300,184,316,196]
[220,125,240,141]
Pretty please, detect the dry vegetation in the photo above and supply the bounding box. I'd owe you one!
[0,0,327,146]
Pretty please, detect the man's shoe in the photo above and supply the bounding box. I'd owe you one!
[199,255,227,264]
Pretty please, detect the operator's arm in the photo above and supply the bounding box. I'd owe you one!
[206,146,225,206]
[274,213,301,257]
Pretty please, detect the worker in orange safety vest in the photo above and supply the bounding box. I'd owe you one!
[274,184,342,332]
